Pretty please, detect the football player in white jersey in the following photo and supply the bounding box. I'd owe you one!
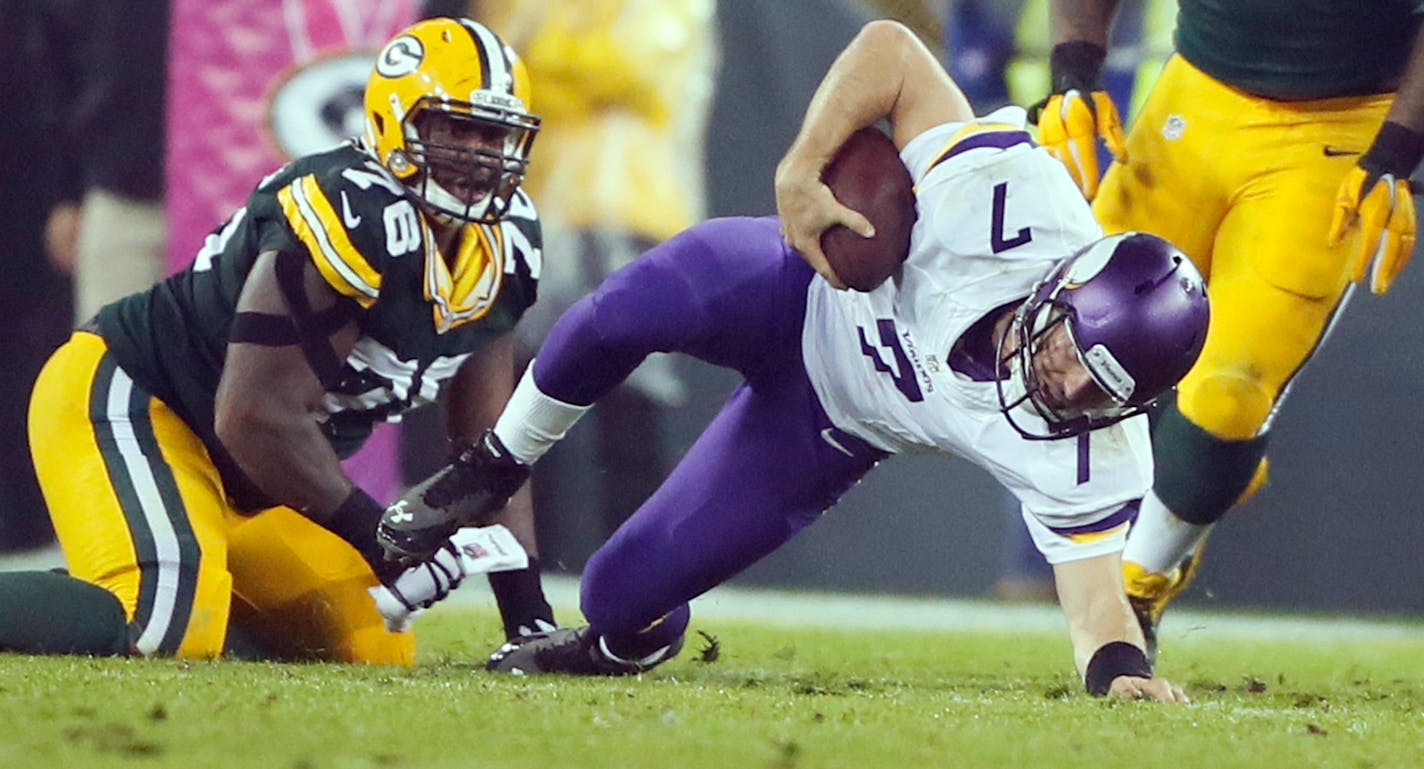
[378,20,1205,702]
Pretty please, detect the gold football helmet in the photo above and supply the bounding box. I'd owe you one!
[364,17,539,223]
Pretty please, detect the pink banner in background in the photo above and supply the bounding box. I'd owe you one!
[165,0,416,503]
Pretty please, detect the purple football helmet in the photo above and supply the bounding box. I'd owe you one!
[996,232,1209,440]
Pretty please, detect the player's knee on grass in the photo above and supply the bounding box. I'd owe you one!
[0,571,133,656]
[1153,397,1270,526]
[581,549,690,656]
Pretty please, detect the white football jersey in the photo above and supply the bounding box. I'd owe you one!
[801,108,1153,564]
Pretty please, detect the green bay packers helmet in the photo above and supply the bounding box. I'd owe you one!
[364,17,540,223]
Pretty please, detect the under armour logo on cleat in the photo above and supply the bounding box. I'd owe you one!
[387,500,413,524]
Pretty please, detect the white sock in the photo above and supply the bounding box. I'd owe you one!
[1122,490,1212,574]
[492,361,592,465]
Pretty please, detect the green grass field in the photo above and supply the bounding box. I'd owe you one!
[1,583,1420,769]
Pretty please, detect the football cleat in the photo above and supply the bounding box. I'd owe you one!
[377,430,530,564]
[1123,552,1201,666]
[486,626,683,676]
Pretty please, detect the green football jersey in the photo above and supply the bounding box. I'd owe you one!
[1176,0,1424,99]
[98,141,541,510]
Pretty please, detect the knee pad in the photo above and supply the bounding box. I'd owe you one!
[1178,371,1275,441]
[1153,399,1269,525]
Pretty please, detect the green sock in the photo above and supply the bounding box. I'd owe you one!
[0,571,132,655]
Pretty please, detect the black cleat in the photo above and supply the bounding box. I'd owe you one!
[486,626,683,676]
[377,430,530,563]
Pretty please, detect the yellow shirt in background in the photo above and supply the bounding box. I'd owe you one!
[484,0,717,241]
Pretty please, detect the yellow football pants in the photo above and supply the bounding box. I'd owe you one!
[1095,55,1392,439]
[28,332,413,663]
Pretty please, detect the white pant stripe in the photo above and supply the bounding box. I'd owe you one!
[104,368,185,656]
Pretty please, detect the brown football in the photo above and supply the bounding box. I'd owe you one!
[818,127,917,291]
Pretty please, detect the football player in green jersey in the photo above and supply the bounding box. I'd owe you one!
[1035,0,1424,661]
[0,17,554,661]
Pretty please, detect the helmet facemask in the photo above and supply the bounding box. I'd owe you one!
[994,232,1210,441]
[396,99,539,224]
[995,284,1145,441]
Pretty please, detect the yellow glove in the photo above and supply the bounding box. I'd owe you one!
[1328,167,1415,294]
[1036,89,1127,201]
[1327,122,1423,295]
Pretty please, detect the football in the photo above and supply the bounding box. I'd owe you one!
[819,127,917,291]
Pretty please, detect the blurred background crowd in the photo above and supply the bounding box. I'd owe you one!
[3,0,1419,616]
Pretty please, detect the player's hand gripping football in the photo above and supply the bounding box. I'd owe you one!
[1327,122,1422,295]
[1032,42,1127,200]
[774,145,874,291]
[376,429,531,564]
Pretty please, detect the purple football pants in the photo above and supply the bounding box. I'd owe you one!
[533,217,889,652]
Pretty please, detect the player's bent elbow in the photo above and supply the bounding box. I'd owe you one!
[856,18,916,46]
[214,401,266,461]
[213,396,300,461]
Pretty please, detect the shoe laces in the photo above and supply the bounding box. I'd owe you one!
[385,541,466,611]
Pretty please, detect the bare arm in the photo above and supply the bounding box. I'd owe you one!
[1048,0,1122,47]
[445,333,537,555]
[774,20,973,288]
[1053,551,1189,702]
[1385,25,1424,132]
[215,250,360,522]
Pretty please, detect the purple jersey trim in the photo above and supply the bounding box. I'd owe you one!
[928,130,1035,173]
[946,299,1021,382]
[1045,498,1140,536]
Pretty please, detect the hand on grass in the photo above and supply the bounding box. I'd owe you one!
[1109,675,1190,703]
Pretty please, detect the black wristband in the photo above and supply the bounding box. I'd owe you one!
[1049,41,1107,94]
[327,488,389,573]
[1084,641,1153,696]
[1361,121,1424,180]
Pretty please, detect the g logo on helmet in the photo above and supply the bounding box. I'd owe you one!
[376,35,424,78]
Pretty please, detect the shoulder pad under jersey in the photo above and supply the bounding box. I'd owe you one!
[273,149,428,308]
[499,188,543,282]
